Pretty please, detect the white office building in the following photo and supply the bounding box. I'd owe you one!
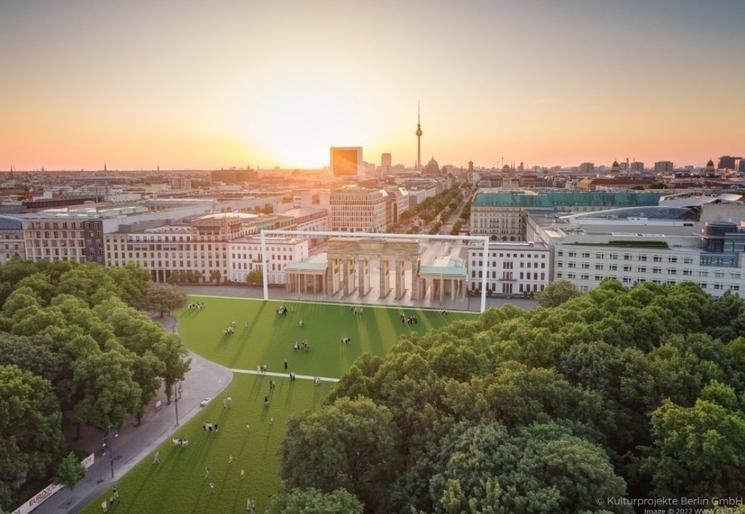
[468,242,551,296]
[227,237,309,284]
[545,206,745,297]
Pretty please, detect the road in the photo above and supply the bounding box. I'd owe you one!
[440,187,474,235]
[33,337,233,514]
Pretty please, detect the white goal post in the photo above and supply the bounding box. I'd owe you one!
[259,229,490,312]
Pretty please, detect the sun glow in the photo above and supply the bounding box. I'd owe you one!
[231,79,373,169]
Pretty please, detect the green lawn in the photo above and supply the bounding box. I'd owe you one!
[82,297,474,514]
[176,296,471,378]
[81,374,330,514]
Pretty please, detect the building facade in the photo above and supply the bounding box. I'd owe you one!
[0,216,25,264]
[228,237,309,284]
[468,242,551,296]
[470,190,663,242]
[330,187,388,232]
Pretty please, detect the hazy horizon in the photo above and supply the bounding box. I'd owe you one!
[2,0,744,170]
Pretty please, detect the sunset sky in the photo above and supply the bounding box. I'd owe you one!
[1,0,744,170]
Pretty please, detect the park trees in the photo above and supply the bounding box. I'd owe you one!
[265,488,363,514]
[280,280,745,512]
[395,421,629,514]
[55,452,85,490]
[140,282,187,317]
[72,351,141,432]
[641,381,745,498]
[535,279,580,308]
[279,397,400,513]
[0,260,190,511]
[0,365,64,504]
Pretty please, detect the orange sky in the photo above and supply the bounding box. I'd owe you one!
[1,0,744,170]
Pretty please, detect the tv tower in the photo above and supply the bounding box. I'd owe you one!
[415,102,423,170]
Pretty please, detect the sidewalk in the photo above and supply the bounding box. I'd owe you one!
[33,350,233,514]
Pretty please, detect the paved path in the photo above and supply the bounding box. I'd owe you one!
[33,350,233,514]
[231,368,340,383]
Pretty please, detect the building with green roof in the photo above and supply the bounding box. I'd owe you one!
[470,189,662,241]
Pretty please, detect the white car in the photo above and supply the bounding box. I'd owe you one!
[199,397,211,407]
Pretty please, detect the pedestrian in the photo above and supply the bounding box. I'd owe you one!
[284,359,288,370]
[209,482,215,493]
[214,424,219,432]
[269,417,274,425]
[240,469,245,480]
[203,467,209,479]
[101,500,108,512]
[153,451,160,464]
[264,396,270,407]
[111,487,119,503]
[228,454,234,464]
[245,423,250,431]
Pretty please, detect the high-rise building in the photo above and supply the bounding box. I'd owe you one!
[630,161,645,173]
[381,153,392,172]
[330,147,363,177]
[718,156,741,170]
[654,161,674,173]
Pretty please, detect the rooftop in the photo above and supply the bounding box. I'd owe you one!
[419,255,468,277]
[472,190,662,208]
[563,206,697,221]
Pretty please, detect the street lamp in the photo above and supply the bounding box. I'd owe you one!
[102,426,119,479]
[174,380,183,426]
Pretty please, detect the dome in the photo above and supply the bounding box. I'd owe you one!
[423,156,440,175]
[706,159,715,167]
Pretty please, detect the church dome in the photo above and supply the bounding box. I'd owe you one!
[423,156,440,175]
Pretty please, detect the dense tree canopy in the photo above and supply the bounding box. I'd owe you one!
[279,280,745,512]
[264,487,363,514]
[0,260,188,511]
[0,365,64,509]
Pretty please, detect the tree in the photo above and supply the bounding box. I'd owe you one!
[265,488,363,514]
[131,352,165,424]
[72,351,141,432]
[536,279,580,308]
[0,365,64,510]
[279,398,400,513]
[55,452,85,490]
[245,270,263,286]
[140,283,187,317]
[154,334,191,404]
[641,381,745,498]
[395,421,629,514]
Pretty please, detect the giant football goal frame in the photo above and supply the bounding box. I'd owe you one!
[259,230,490,312]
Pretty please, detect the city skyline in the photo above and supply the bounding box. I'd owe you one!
[2,0,745,170]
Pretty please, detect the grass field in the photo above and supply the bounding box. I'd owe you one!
[176,296,471,377]
[81,296,474,514]
[80,374,331,514]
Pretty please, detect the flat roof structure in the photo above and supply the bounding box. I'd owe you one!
[472,190,662,208]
